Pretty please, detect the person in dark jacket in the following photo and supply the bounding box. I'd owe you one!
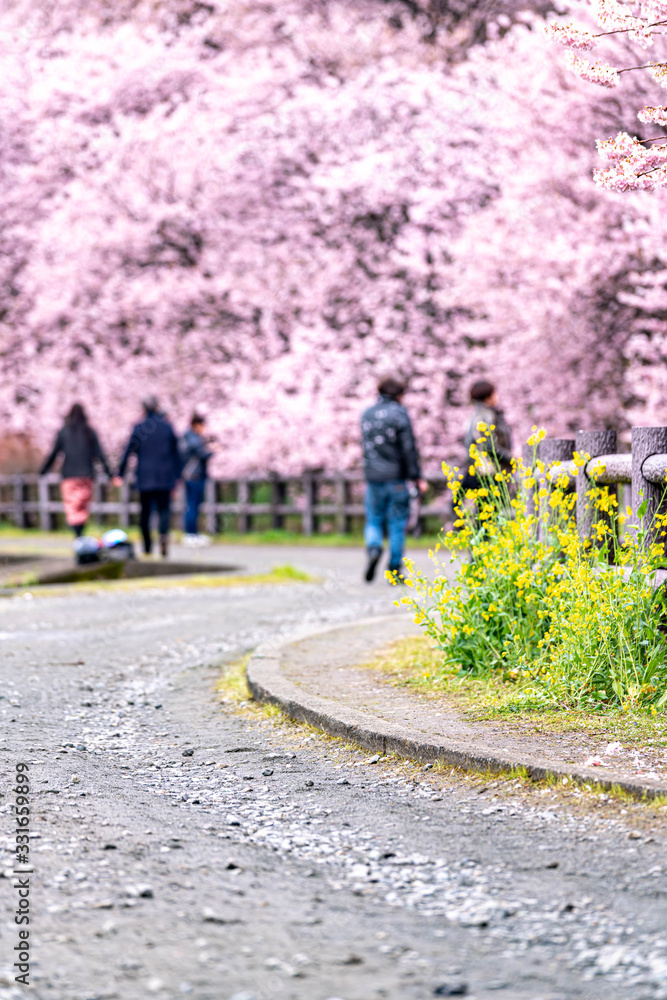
[180,413,216,544]
[114,396,182,557]
[361,375,427,582]
[40,403,111,537]
[461,380,513,491]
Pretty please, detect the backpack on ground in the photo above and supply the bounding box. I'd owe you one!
[73,536,101,565]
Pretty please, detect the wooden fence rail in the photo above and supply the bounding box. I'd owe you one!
[6,425,667,540]
[0,472,451,536]
[526,426,667,547]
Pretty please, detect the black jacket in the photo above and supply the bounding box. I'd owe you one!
[118,414,182,492]
[361,395,421,482]
[40,425,111,479]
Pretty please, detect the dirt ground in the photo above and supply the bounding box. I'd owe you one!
[1,543,666,1000]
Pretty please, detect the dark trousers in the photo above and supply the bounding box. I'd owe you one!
[184,479,206,535]
[139,489,171,554]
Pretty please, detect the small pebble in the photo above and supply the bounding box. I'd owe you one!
[182,749,194,757]
[125,884,154,899]
[262,768,274,777]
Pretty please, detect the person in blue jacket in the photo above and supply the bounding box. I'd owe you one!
[114,396,182,557]
[180,412,216,544]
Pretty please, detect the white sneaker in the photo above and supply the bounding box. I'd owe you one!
[182,534,198,547]
[195,534,211,547]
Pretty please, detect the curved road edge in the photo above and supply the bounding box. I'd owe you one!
[246,615,667,803]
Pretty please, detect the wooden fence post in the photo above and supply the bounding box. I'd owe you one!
[302,471,316,537]
[38,476,50,532]
[12,475,23,528]
[237,479,250,533]
[523,438,574,523]
[537,438,575,538]
[335,474,348,535]
[632,426,667,548]
[575,430,617,542]
[269,474,286,530]
[538,438,576,467]
[204,478,216,535]
[521,443,536,517]
[524,438,574,470]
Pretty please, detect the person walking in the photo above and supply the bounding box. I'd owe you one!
[180,413,216,546]
[114,396,182,558]
[461,380,513,491]
[40,403,112,537]
[361,375,427,582]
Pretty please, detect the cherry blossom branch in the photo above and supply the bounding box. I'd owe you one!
[618,61,667,72]
[593,18,667,36]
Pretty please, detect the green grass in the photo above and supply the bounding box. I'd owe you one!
[212,529,364,546]
[0,521,145,543]
[217,654,253,703]
[0,521,442,549]
[217,654,285,721]
[208,529,443,548]
[13,564,315,597]
[362,635,667,746]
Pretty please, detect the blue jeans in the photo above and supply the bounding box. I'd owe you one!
[184,479,206,535]
[364,481,410,570]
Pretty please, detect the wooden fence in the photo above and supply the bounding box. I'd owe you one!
[0,471,451,536]
[6,425,667,539]
[526,426,667,546]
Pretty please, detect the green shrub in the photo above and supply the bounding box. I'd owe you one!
[397,428,667,711]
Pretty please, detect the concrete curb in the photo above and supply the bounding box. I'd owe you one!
[246,615,667,802]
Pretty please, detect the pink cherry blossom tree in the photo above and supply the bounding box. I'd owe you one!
[546,0,667,191]
[1,0,667,476]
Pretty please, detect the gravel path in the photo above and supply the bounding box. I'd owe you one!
[1,544,667,1000]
